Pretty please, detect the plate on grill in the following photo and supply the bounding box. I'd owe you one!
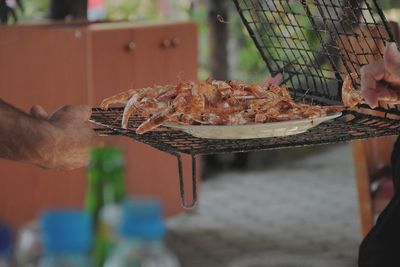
[163,112,342,139]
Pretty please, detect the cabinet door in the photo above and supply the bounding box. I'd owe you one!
[165,22,198,82]
[0,27,88,110]
[131,22,198,85]
[89,28,134,105]
[131,25,170,86]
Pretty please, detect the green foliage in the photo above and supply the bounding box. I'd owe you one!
[20,0,48,21]
[184,3,210,80]
[105,0,161,21]
[382,0,400,10]
[229,11,268,82]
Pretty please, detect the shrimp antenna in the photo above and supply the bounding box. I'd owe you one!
[300,88,311,103]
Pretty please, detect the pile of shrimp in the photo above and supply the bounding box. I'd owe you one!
[100,76,359,135]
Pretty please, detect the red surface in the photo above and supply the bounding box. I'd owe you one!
[88,0,104,8]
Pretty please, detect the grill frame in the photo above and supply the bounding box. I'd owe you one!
[91,108,400,156]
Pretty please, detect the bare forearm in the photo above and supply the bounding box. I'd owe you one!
[0,99,53,165]
[0,99,96,170]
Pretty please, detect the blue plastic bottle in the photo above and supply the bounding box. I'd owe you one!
[38,211,93,267]
[0,221,12,267]
[104,199,180,267]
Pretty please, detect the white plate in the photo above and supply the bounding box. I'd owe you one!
[163,113,342,139]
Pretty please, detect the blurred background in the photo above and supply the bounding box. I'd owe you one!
[1,0,400,266]
[2,0,270,81]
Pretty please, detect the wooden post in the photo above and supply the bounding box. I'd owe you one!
[352,140,375,237]
[49,0,87,20]
[207,0,229,80]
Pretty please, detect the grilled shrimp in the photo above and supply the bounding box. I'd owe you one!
[99,76,357,135]
[342,73,363,108]
[121,86,173,128]
[136,87,206,134]
[100,88,139,110]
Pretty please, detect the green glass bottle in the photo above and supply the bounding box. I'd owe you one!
[85,147,126,267]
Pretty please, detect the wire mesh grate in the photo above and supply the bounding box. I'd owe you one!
[233,0,396,111]
[91,108,400,155]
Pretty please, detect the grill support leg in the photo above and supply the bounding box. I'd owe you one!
[174,153,198,209]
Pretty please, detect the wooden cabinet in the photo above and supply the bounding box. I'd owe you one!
[88,22,198,103]
[0,21,198,228]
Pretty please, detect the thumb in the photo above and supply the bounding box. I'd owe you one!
[49,105,92,123]
[384,42,400,76]
[30,105,49,119]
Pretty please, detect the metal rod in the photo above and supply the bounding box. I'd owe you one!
[174,153,198,209]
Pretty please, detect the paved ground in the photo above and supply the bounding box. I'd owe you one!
[166,144,362,267]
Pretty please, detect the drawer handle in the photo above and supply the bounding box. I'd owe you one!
[126,42,136,51]
[161,39,172,48]
[171,37,181,47]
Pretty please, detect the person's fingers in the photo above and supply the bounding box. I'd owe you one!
[379,100,400,108]
[74,105,92,121]
[30,105,49,119]
[85,128,99,146]
[361,60,385,90]
[384,43,400,78]
[50,105,92,123]
[362,83,400,108]
[376,86,399,101]
[361,89,379,108]
[360,60,386,108]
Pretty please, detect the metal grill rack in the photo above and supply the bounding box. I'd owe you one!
[92,108,400,155]
[90,0,400,208]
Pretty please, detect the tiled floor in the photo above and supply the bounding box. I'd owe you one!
[166,144,361,267]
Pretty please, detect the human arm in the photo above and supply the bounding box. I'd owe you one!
[0,99,97,170]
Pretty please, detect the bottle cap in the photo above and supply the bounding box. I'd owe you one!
[41,210,92,254]
[120,199,165,240]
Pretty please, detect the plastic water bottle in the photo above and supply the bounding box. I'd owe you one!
[15,221,42,267]
[0,221,12,267]
[38,211,93,267]
[104,199,180,267]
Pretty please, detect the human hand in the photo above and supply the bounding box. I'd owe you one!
[30,105,98,170]
[361,43,400,108]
